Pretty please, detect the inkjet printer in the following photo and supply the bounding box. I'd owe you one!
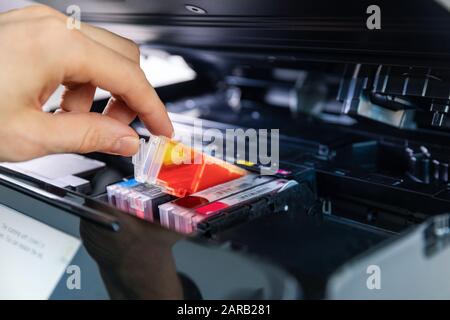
[1,0,450,299]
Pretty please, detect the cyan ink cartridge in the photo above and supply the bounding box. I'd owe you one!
[106,179,173,221]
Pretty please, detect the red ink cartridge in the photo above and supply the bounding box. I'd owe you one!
[133,136,247,197]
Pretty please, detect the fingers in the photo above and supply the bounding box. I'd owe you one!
[59,23,141,116]
[60,84,96,112]
[103,96,138,124]
[0,5,141,63]
[2,5,141,116]
[39,111,139,156]
[59,23,139,114]
[62,34,173,137]
[78,23,141,63]
[0,109,139,162]
[2,5,172,137]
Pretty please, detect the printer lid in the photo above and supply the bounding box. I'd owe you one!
[36,0,450,67]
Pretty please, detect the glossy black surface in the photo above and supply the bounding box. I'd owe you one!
[36,0,450,66]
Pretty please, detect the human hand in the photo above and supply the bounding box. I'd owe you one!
[0,5,173,162]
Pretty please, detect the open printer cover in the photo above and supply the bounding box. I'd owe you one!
[16,0,450,298]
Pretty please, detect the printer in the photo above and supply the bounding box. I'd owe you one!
[1,0,450,299]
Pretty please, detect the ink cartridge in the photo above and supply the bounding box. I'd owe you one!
[132,136,247,197]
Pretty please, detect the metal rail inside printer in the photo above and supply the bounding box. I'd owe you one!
[1,0,450,299]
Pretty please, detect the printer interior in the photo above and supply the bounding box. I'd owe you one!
[4,0,450,298]
[79,54,450,232]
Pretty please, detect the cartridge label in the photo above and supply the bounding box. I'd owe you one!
[195,179,292,215]
[173,174,273,206]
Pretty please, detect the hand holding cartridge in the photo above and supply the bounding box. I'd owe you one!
[0,5,173,162]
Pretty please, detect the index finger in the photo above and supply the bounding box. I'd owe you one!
[1,5,140,62]
[62,29,173,137]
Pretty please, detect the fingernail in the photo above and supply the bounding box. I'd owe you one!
[111,136,139,156]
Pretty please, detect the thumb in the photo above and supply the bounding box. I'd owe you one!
[39,111,139,156]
